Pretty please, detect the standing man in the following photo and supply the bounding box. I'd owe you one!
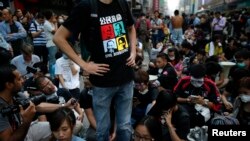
[171,10,183,47]
[53,0,137,141]
[29,12,48,64]
[211,11,226,38]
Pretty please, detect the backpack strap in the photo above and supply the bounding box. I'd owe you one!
[90,0,98,18]
[117,0,127,15]
[30,21,38,32]
[118,0,129,24]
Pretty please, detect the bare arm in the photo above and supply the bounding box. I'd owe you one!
[216,72,225,87]
[36,102,62,113]
[126,25,137,67]
[53,26,110,76]
[31,30,43,38]
[74,102,84,121]
[0,122,31,141]
[58,74,67,89]
[221,90,233,110]
[70,62,79,76]
[165,108,185,141]
[84,108,96,129]
[36,98,76,113]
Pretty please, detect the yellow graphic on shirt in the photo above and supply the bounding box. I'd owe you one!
[116,35,128,51]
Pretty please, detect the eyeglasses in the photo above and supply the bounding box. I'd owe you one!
[133,132,154,141]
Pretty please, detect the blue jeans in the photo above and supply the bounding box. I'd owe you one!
[48,46,57,79]
[171,28,183,46]
[92,81,133,141]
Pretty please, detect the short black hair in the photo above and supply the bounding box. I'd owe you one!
[35,12,45,19]
[174,10,179,15]
[156,53,168,61]
[205,62,222,75]
[43,10,53,20]
[33,62,48,75]
[148,90,176,117]
[190,64,206,78]
[0,47,12,65]
[0,64,17,92]
[181,40,192,50]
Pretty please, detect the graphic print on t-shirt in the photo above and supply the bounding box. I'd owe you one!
[117,35,128,51]
[101,24,115,40]
[114,21,125,37]
[103,39,117,53]
[100,14,128,58]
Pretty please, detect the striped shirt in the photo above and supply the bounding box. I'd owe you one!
[29,20,47,46]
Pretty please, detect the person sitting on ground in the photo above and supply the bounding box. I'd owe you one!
[148,53,178,91]
[174,64,221,127]
[11,44,40,79]
[47,107,85,141]
[148,90,190,141]
[132,69,159,126]
[221,68,250,113]
[166,47,183,77]
[231,77,250,125]
[23,61,48,95]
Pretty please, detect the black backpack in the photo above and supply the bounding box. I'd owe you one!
[80,0,129,61]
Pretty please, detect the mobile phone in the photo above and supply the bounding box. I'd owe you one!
[190,95,199,99]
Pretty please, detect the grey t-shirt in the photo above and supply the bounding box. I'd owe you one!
[0,98,21,132]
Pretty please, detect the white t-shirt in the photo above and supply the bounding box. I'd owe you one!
[55,57,80,89]
[44,20,56,47]
[151,18,163,34]
[11,54,40,78]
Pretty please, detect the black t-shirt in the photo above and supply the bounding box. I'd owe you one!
[63,0,135,87]
[79,88,93,109]
[148,105,190,141]
[133,86,159,109]
[225,80,239,101]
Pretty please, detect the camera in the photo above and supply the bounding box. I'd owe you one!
[46,94,60,104]
[26,66,40,74]
[0,94,46,116]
